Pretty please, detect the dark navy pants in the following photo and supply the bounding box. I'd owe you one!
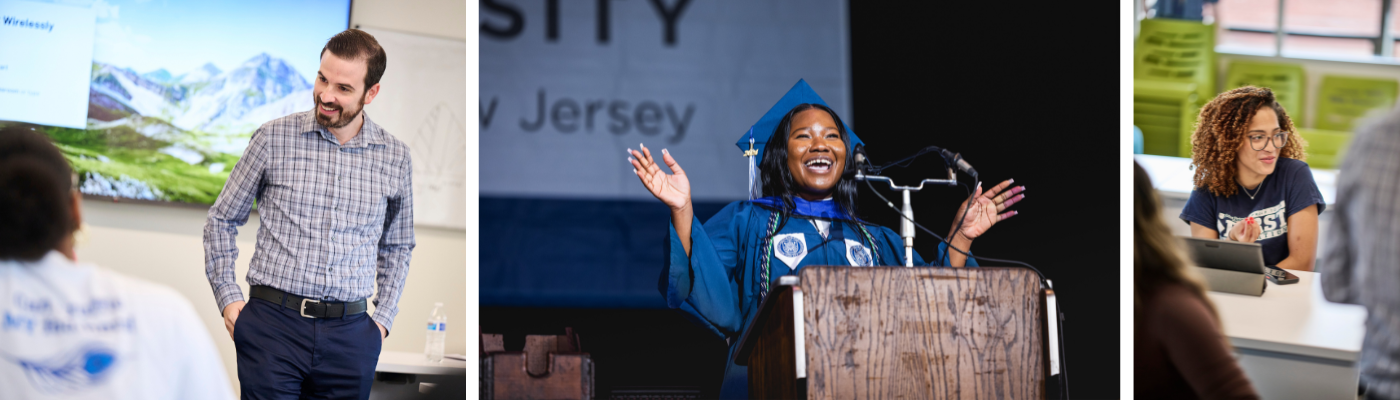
[234,297,382,400]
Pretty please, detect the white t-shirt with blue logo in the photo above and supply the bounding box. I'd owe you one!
[1180,157,1326,266]
[0,251,234,400]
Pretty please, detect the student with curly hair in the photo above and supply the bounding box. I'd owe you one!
[1180,86,1325,271]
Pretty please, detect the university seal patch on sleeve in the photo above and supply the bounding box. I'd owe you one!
[773,233,807,269]
[844,239,873,267]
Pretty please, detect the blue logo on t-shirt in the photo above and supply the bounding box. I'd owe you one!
[2,343,118,394]
[777,236,803,257]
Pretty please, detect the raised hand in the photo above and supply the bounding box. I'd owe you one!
[629,144,691,212]
[956,179,1025,240]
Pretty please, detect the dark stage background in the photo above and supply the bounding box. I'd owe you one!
[480,2,1120,398]
[846,4,1122,398]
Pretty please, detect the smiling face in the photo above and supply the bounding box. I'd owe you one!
[1236,106,1282,180]
[785,108,846,200]
[313,53,380,129]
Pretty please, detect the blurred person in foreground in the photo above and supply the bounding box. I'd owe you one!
[1182,86,1324,271]
[0,127,233,399]
[1136,161,1259,400]
[1321,101,1400,400]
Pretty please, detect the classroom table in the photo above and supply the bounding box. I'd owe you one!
[370,351,467,400]
[1206,270,1366,400]
[376,350,467,375]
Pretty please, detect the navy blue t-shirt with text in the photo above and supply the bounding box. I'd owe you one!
[1180,157,1326,266]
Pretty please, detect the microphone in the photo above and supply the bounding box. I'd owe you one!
[853,144,870,173]
[940,149,977,177]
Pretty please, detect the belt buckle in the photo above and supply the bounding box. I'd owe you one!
[300,298,321,318]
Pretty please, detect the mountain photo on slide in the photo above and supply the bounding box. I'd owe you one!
[1,0,350,205]
[66,54,313,204]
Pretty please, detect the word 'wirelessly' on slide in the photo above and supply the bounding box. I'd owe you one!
[0,1,95,129]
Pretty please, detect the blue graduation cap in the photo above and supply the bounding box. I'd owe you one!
[737,79,863,199]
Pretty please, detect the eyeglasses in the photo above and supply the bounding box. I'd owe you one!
[1248,132,1289,151]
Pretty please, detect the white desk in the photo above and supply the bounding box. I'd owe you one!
[376,350,467,375]
[370,351,467,400]
[1207,271,1367,400]
[1134,154,1338,204]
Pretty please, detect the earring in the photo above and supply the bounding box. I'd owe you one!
[73,223,89,249]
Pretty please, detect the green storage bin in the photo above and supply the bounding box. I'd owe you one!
[1135,114,1181,128]
[1177,101,1203,158]
[1135,102,1181,116]
[1317,75,1398,132]
[1140,125,1181,156]
[1135,18,1216,106]
[1296,128,1353,169]
[1134,80,1199,157]
[1225,61,1306,127]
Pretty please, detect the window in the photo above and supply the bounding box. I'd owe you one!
[1216,0,1281,53]
[1214,0,1396,60]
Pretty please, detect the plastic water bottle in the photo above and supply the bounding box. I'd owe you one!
[425,302,446,362]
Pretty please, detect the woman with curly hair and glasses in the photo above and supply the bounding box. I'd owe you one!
[1180,86,1325,271]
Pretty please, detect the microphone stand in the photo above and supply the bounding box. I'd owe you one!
[854,166,958,267]
[859,153,1067,397]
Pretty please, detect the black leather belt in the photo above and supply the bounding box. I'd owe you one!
[250,285,367,318]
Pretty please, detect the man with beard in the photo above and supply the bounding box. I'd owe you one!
[202,29,414,399]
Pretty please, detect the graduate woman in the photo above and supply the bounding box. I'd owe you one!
[626,81,1026,397]
[1181,86,1325,271]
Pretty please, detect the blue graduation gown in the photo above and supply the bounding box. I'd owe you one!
[661,200,974,398]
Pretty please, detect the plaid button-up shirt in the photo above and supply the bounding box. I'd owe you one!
[1323,106,1400,399]
[203,110,414,333]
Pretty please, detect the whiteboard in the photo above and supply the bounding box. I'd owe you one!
[359,27,466,230]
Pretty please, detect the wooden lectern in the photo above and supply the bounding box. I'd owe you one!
[480,329,594,400]
[735,266,1051,399]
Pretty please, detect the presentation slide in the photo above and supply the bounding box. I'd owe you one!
[0,1,95,129]
[0,0,350,205]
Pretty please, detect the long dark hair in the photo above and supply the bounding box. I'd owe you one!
[1134,161,1217,322]
[0,126,77,261]
[758,103,860,223]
